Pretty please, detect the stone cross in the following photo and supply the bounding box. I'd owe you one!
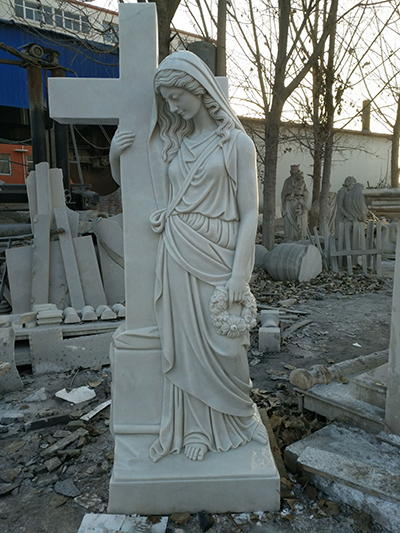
[385,221,400,436]
[48,3,159,331]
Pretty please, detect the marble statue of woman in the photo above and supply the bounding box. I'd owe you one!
[281,165,309,241]
[110,51,268,463]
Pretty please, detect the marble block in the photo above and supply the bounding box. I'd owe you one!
[259,326,281,353]
[109,434,280,515]
[108,330,280,515]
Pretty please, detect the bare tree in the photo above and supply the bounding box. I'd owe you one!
[138,0,182,61]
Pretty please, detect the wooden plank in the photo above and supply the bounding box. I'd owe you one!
[376,220,382,276]
[345,223,353,274]
[31,214,51,306]
[360,225,368,274]
[324,224,330,267]
[312,227,328,269]
[54,207,85,310]
[338,222,344,268]
[330,248,382,257]
[329,236,339,273]
[74,235,107,308]
[366,221,374,269]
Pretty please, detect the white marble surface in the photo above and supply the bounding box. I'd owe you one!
[109,434,280,514]
[50,2,279,513]
[385,221,400,435]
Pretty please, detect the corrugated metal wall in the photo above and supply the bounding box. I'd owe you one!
[0,19,119,109]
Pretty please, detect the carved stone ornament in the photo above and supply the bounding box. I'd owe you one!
[210,285,257,338]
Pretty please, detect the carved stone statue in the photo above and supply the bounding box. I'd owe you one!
[281,165,309,241]
[110,51,268,463]
[335,176,367,234]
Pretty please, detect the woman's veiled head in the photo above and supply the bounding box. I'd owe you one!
[154,62,235,162]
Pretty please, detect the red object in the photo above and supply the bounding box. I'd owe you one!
[0,144,33,184]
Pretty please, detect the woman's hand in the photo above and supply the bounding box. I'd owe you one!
[110,130,136,162]
[225,275,247,307]
[109,130,136,185]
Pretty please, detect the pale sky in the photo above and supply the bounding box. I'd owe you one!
[90,0,396,135]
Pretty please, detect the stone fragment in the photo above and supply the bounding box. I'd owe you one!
[24,387,47,402]
[34,472,59,487]
[63,307,80,324]
[3,440,26,454]
[77,513,168,533]
[0,482,20,496]
[74,492,102,510]
[56,387,96,404]
[112,303,126,318]
[54,479,81,497]
[81,305,97,322]
[33,464,47,475]
[198,511,214,532]
[80,399,111,422]
[66,420,86,431]
[0,327,23,394]
[285,424,400,532]
[53,430,71,439]
[0,413,24,424]
[170,512,191,525]
[96,304,117,320]
[24,414,70,432]
[30,328,114,374]
[0,468,21,483]
[41,428,88,457]
[44,457,62,472]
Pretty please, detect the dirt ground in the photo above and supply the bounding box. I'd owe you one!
[0,265,394,533]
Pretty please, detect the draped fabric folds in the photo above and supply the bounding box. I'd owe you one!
[149,130,264,462]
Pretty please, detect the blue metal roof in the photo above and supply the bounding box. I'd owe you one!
[0,19,119,109]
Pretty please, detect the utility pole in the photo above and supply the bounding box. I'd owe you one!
[216,0,227,76]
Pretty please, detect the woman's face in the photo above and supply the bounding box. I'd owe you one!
[160,86,202,120]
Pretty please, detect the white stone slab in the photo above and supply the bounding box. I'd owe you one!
[30,328,113,374]
[0,327,23,393]
[54,206,85,310]
[35,162,52,216]
[55,386,96,404]
[259,327,281,353]
[78,513,168,533]
[74,236,107,308]
[97,243,125,306]
[286,424,400,533]
[49,240,70,309]
[25,170,37,221]
[109,434,280,515]
[386,221,400,435]
[49,168,79,237]
[31,213,51,306]
[6,245,32,314]
[94,216,124,306]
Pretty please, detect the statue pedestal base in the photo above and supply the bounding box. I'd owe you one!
[108,434,280,514]
[108,328,280,514]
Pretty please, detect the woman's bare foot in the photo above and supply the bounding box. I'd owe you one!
[252,423,268,445]
[184,443,208,461]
